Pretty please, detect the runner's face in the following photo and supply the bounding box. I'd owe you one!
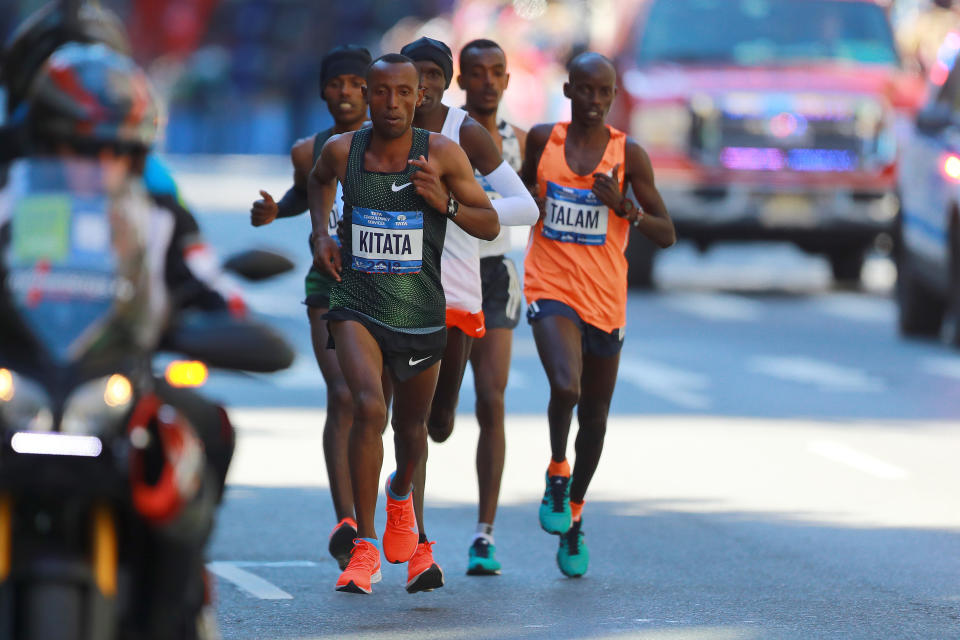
[458,47,508,116]
[414,60,446,113]
[365,62,423,139]
[564,60,617,127]
[323,74,367,126]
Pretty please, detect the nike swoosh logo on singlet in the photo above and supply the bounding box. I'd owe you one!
[409,355,431,366]
[391,181,413,192]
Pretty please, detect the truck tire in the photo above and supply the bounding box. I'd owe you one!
[897,251,944,338]
[828,249,864,288]
[626,228,657,289]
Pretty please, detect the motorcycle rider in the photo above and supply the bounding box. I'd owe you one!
[0,41,233,639]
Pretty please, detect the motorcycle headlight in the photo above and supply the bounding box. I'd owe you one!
[0,368,53,432]
[60,374,134,436]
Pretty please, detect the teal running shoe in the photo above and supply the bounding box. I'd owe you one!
[557,519,589,577]
[539,472,571,534]
[466,537,501,575]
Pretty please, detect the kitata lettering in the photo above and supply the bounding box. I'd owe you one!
[549,203,601,229]
[359,230,413,256]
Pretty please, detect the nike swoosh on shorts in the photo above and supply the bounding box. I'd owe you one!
[392,181,413,192]
[409,355,431,366]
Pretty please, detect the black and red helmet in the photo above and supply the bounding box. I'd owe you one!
[26,42,158,151]
[1,1,131,117]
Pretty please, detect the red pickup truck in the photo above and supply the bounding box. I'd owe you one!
[611,0,925,287]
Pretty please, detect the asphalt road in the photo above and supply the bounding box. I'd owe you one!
[175,158,960,639]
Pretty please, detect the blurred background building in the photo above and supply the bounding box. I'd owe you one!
[0,0,947,155]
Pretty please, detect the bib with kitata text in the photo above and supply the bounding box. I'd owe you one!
[351,207,423,274]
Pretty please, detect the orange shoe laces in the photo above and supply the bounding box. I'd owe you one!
[386,497,417,534]
[347,540,380,572]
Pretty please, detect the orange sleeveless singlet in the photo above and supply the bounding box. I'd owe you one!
[523,122,629,333]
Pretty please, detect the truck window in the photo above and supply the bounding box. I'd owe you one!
[637,0,898,68]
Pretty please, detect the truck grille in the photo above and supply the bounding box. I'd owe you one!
[690,97,882,173]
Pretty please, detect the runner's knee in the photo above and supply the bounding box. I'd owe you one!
[352,391,387,429]
[577,401,610,432]
[326,383,352,415]
[549,377,580,410]
[475,389,505,421]
[427,410,455,443]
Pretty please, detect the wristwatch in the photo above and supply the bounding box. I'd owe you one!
[446,193,460,219]
[619,198,642,226]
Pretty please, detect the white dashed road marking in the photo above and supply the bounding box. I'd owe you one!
[207,561,295,600]
[618,357,712,409]
[921,356,960,381]
[663,292,763,322]
[807,440,908,480]
[749,356,885,392]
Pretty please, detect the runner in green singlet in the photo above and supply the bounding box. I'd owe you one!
[249,45,385,570]
[308,54,499,595]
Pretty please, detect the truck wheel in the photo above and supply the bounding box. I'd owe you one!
[897,249,944,338]
[828,250,864,288]
[626,228,657,290]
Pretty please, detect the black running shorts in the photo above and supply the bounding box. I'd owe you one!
[526,299,624,358]
[324,307,447,381]
[480,255,522,330]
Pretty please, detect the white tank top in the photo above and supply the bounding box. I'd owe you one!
[439,106,483,314]
[478,120,524,258]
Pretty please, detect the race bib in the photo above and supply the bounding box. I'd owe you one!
[351,207,423,274]
[542,181,607,245]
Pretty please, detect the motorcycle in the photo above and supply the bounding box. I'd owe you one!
[0,157,293,640]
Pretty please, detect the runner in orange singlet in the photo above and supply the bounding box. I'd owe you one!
[521,52,675,577]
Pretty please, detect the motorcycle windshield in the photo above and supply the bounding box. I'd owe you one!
[1,158,159,365]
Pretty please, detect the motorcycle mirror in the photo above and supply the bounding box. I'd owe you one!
[222,249,295,281]
[164,311,294,373]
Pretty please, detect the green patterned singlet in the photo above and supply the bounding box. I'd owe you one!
[329,126,447,330]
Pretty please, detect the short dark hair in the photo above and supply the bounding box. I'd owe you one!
[368,52,420,80]
[459,39,505,72]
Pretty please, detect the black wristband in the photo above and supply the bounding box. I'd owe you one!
[276,185,309,218]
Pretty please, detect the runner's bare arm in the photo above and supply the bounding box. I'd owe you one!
[623,138,676,248]
[291,135,317,190]
[250,135,314,227]
[463,118,538,226]
[307,134,350,279]
[520,123,553,217]
[459,116,506,175]
[511,124,528,159]
[409,135,499,240]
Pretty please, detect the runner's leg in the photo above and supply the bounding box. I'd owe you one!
[412,328,473,540]
[469,328,511,525]
[427,327,473,443]
[329,320,388,540]
[308,307,354,521]
[531,315,583,462]
[570,350,620,503]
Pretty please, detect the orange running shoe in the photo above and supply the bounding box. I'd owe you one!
[382,473,418,564]
[405,541,444,593]
[335,539,382,594]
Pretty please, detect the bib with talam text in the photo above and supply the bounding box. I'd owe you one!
[542,181,608,245]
